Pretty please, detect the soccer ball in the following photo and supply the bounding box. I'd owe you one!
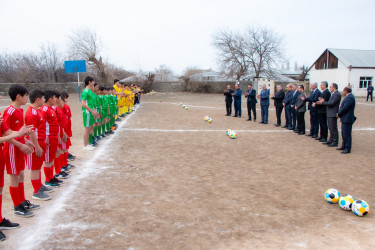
[230,131,237,139]
[184,106,188,110]
[352,200,370,217]
[204,116,209,121]
[339,195,355,210]
[324,188,340,204]
[226,129,232,136]
[208,118,212,123]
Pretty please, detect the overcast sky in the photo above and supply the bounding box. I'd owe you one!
[0,0,374,74]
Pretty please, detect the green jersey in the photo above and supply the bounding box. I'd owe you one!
[82,88,96,110]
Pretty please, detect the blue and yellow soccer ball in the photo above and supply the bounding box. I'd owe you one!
[352,200,370,217]
[208,118,212,123]
[339,195,355,211]
[230,131,237,139]
[324,188,340,204]
[226,129,232,136]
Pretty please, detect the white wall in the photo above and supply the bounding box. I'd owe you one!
[309,67,349,91]
[349,69,375,96]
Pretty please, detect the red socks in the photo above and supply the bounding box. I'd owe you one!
[9,186,20,207]
[44,167,53,182]
[0,195,2,222]
[18,182,25,203]
[54,156,61,175]
[31,179,42,194]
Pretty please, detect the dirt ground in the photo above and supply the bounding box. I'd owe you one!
[1,92,375,250]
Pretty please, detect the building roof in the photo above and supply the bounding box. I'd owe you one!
[326,48,375,68]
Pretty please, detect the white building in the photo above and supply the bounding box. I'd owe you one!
[309,48,375,96]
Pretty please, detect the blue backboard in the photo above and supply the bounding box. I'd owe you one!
[64,60,87,73]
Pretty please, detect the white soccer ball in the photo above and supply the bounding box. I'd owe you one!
[324,188,340,204]
[352,200,370,217]
[230,131,237,139]
[339,195,355,211]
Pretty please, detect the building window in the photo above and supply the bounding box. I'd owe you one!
[359,77,372,88]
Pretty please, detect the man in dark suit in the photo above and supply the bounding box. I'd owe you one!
[271,85,285,127]
[282,84,293,129]
[301,82,321,138]
[367,83,374,102]
[337,86,356,154]
[316,83,341,147]
[258,84,270,124]
[224,85,234,116]
[232,84,242,117]
[295,85,307,135]
[290,84,299,131]
[314,81,331,142]
[245,84,257,121]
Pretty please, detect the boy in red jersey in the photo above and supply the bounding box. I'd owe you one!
[40,90,62,187]
[0,114,33,241]
[53,92,69,179]
[25,90,53,201]
[2,84,37,217]
[61,92,76,165]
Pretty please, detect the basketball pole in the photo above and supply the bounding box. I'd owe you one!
[78,72,81,101]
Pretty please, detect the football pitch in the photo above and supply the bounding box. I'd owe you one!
[1,93,375,249]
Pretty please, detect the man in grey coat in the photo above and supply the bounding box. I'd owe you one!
[316,83,341,147]
[295,85,307,135]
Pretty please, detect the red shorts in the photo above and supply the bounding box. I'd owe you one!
[45,136,59,163]
[26,141,46,170]
[0,151,5,187]
[3,142,26,175]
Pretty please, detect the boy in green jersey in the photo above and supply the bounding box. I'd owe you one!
[81,76,99,150]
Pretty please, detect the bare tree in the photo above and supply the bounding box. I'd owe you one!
[212,29,249,80]
[182,66,212,78]
[213,25,284,79]
[154,64,173,82]
[40,43,62,82]
[67,27,109,84]
[298,65,309,81]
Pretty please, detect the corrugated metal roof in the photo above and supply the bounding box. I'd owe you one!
[328,48,375,68]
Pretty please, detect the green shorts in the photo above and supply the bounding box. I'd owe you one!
[83,109,94,128]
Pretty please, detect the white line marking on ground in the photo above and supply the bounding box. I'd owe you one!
[142,102,275,111]
[121,127,375,133]
[20,106,139,250]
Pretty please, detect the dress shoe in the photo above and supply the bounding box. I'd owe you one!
[247,118,252,121]
[336,146,345,150]
[319,138,327,142]
[341,149,351,154]
[233,115,238,117]
[281,125,287,128]
[322,141,332,145]
[327,143,338,147]
[264,122,268,124]
[259,121,264,124]
[315,137,322,140]
[274,124,280,127]
[225,114,230,116]
[288,127,294,130]
[298,132,305,135]
[311,135,318,138]
[294,130,300,133]
[305,134,312,137]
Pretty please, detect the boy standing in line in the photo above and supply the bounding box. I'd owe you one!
[2,85,38,217]
[82,76,99,150]
[25,90,53,201]
[41,90,61,187]
[0,114,33,240]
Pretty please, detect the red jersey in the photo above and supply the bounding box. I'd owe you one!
[0,112,10,149]
[40,105,59,138]
[2,105,25,143]
[62,104,72,137]
[56,107,68,139]
[25,106,46,141]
